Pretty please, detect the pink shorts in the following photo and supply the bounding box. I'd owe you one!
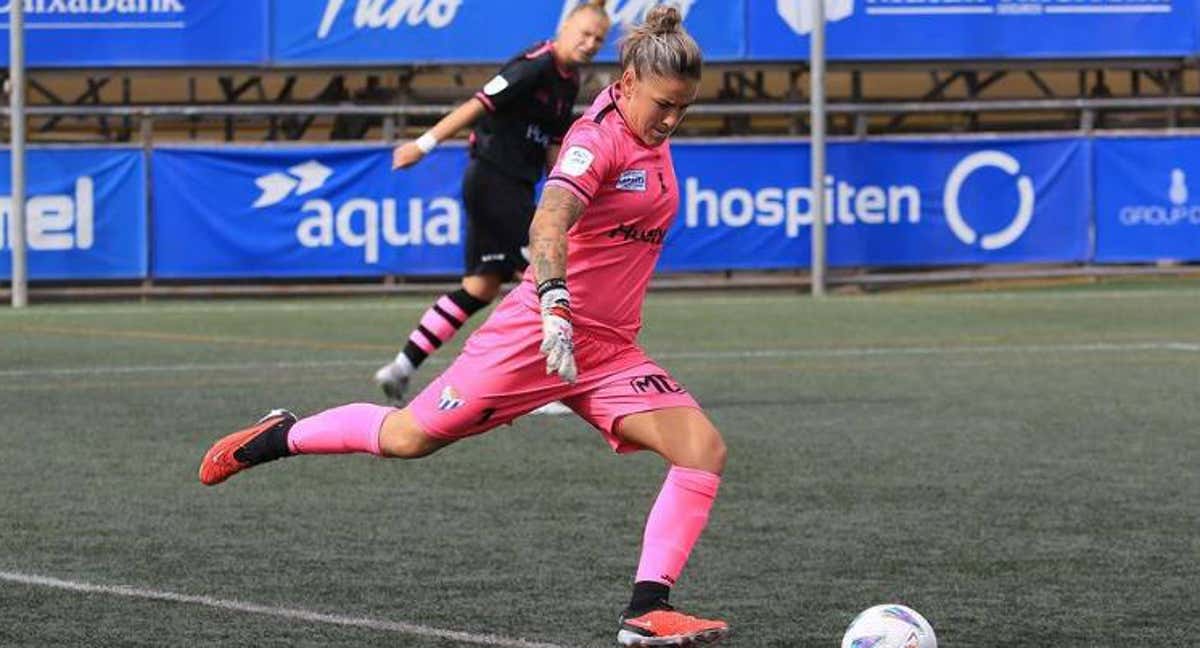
[408,294,699,453]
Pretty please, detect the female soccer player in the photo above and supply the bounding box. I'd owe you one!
[373,1,611,406]
[201,7,728,646]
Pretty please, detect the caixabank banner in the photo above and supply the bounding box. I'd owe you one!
[0,0,268,67]
[0,147,146,280]
[659,138,1091,271]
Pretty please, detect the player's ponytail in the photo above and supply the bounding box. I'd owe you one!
[619,5,702,81]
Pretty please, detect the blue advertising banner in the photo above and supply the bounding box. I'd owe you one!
[661,138,1091,270]
[0,0,268,68]
[151,146,466,279]
[272,0,743,65]
[749,0,1198,60]
[0,148,146,280]
[1093,137,1200,263]
[149,138,1091,279]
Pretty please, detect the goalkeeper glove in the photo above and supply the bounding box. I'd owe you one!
[537,279,577,384]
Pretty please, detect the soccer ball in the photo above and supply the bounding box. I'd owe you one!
[841,604,937,648]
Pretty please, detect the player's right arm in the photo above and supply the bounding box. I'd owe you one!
[392,98,487,170]
[530,185,586,383]
[529,186,586,284]
[393,49,548,170]
[530,119,617,383]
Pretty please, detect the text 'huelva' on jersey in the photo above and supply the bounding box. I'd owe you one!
[252,160,461,264]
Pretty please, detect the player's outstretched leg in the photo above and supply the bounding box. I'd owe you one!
[199,403,396,486]
[199,409,297,486]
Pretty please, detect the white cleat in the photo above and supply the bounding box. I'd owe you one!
[529,401,573,416]
[373,362,412,406]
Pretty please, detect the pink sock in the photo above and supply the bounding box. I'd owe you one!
[635,466,721,586]
[286,403,390,456]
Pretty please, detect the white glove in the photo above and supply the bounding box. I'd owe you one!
[538,281,577,383]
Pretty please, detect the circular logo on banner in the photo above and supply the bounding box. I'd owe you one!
[943,150,1035,250]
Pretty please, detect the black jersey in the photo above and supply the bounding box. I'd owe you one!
[471,40,580,185]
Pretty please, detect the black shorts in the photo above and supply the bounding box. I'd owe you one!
[461,158,536,278]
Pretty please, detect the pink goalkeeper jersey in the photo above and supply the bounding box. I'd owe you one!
[516,84,680,344]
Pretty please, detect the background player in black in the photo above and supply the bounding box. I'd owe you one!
[375,1,610,405]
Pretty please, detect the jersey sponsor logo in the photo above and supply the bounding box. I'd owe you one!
[629,374,686,394]
[437,385,465,411]
[482,74,509,96]
[525,123,551,147]
[560,146,595,177]
[616,169,647,192]
[608,222,666,246]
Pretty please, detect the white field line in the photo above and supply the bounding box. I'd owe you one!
[0,341,1196,379]
[0,570,575,648]
[659,341,1200,360]
[0,287,1198,317]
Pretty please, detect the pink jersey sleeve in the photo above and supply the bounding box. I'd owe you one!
[544,121,618,206]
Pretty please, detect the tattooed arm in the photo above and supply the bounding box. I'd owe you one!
[529,185,586,284]
[530,185,586,382]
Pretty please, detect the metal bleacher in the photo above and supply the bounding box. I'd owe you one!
[12,58,1200,145]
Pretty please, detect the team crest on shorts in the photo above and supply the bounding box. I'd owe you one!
[616,169,647,192]
[438,385,465,411]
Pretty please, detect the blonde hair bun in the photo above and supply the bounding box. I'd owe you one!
[644,5,682,35]
[618,4,702,80]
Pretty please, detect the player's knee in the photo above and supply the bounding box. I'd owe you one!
[672,425,726,474]
[378,410,446,459]
[698,428,727,474]
[461,275,502,303]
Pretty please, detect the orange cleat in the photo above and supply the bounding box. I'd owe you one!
[199,409,296,486]
[618,606,730,646]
